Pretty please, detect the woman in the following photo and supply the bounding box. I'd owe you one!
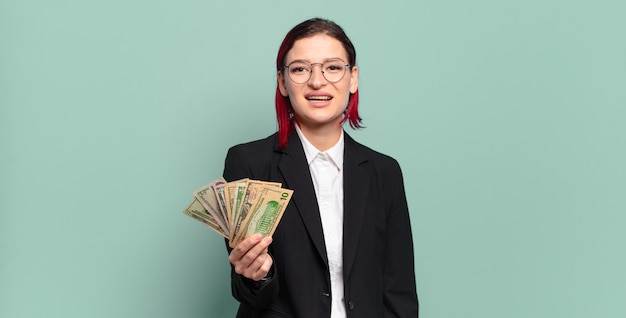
[223,18,418,318]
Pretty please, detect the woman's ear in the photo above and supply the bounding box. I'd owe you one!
[278,71,289,97]
[349,66,359,94]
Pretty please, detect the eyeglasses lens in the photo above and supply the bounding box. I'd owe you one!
[286,59,348,84]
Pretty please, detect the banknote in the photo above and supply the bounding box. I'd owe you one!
[213,184,229,226]
[229,180,248,241]
[182,197,228,238]
[230,187,293,247]
[193,177,229,235]
[229,180,281,242]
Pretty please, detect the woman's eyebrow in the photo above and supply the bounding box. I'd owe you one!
[287,57,343,64]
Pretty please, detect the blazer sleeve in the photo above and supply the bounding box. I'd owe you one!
[383,160,419,317]
[222,144,280,310]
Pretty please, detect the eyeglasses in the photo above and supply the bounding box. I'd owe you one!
[283,58,351,84]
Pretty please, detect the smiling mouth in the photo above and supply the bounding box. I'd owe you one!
[306,96,332,101]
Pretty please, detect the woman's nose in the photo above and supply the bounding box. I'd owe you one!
[308,64,327,87]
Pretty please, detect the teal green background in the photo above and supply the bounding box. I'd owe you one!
[1,0,625,317]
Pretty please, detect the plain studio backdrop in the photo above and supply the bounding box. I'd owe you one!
[1,0,624,317]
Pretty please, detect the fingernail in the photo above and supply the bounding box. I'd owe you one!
[254,234,262,240]
[263,237,273,244]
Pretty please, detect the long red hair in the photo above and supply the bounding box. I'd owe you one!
[275,18,363,148]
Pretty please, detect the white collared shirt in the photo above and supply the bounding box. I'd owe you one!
[295,125,346,318]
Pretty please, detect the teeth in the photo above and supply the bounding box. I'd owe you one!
[307,96,331,101]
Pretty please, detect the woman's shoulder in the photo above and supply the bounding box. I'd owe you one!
[223,133,279,181]
[227,133,278,154]
[346,134,401,168]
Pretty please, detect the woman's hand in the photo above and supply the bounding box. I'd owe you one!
[228,234,273,281]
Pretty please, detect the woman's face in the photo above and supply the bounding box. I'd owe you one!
[278,34,358,131]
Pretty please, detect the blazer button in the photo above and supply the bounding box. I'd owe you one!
[348,301,354,311]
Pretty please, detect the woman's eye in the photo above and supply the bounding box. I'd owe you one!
[289,63,310,74]
[326,64,344,72]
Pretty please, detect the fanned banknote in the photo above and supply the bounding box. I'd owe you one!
[229,180,282,243]
[229,186,293,247]
[228,179,249,239]
[182,177,293,246]
[193,177,228,235]
[182,198,228,238]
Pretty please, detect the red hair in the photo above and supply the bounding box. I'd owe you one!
[275,18,363,149]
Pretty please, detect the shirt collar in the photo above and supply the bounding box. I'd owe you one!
[295,125,344,169]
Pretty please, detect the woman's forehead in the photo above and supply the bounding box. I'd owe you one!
[286,34,348,62]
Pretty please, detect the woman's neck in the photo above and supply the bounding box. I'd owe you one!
[297,122,342,152]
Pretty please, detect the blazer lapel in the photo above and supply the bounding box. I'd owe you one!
[276,133,329,266]
[342,133,370,279]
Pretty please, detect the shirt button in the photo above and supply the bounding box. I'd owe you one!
[348,301,354,311]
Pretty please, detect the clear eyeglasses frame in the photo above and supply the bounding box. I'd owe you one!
[283,58,351,84]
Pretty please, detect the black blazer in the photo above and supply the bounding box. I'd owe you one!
[223,131,418,318]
